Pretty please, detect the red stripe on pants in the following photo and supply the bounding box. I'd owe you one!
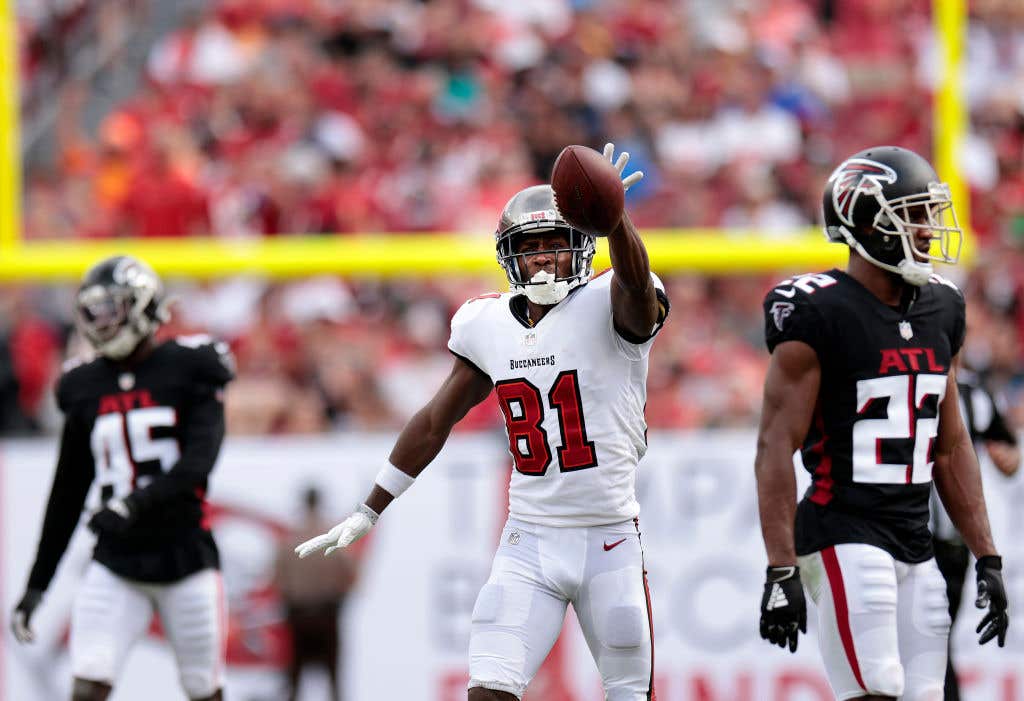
[636,518,656,701]
[821,547,866,692]
[642,568,656,700]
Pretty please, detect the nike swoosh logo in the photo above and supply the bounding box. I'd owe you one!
[603,538,627,551]
[774,287,796,298]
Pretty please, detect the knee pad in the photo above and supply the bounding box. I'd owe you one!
[472,582,534,630]
[73,648,117,687]
[469,583,528,692]
[587,567,647,650]
[602,605,645,650]
[856,549,898,614]
[472,584,503,624]
[861,660,904,697]
[180,669,219,700]
[914,567,952,638]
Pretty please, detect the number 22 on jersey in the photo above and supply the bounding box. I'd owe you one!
[91,407,180,498]
[495,370,598,475]
[852,373,947,484]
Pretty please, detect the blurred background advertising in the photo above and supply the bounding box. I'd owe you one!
[2,0,1024,699]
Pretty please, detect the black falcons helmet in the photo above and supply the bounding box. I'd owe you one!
[76,255,169,359]
[822,145,961,286]
[494,185,595,298]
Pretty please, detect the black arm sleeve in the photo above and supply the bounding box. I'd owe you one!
[980,390,1017,446]
[129,386,225,512]
[614,287,671,344]
[27,416,95,592]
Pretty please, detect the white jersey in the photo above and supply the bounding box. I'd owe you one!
[448,270,668,527]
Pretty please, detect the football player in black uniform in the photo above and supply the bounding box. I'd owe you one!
[754,146,1009,701]
[9,256,234,701]
[931,361,1019,701]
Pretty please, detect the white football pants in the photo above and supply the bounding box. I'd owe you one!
[799,543,950,701]
[468,517,655,700]
[70,561,226,699]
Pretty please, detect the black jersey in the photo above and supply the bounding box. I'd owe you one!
[27,336,234,588]
[763,269,966,563]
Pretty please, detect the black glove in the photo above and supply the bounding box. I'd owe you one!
[760,565,807,652]
[87,495,139,535]
[975,555,1009,647]
[11,589,43,643]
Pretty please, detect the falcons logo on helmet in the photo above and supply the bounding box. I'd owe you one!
[828,158,898,227]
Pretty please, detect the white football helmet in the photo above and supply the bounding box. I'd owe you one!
[495,185,595,305]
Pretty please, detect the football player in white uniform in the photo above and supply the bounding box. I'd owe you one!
[297,144,669,700]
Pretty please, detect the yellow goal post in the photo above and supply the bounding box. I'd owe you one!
[0,0,968,282]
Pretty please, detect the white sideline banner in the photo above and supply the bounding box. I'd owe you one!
[2,432,1022,701]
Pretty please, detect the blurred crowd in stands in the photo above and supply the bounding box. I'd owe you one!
[7,0,1024,436]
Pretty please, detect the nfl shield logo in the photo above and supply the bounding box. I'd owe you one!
[524,332,537,347]
[899,321,913,340]
[118,373,135,390]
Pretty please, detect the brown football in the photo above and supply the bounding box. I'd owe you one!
[550,145,624,237]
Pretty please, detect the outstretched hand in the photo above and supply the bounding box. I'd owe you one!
[603,143,644,191]
[294,504,378,558]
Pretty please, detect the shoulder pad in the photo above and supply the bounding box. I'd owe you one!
[172,335,236,386]
[55,356,103,412]
[449,291,505,365]
[763,275,832,354]
[768,272,840,300]
[462,292,504,305]
[927,274,967,355]
[60,355,90,374]
[452,292,503,326]
[173,333,218,350]
[928,273,963,296]
[588,268,665,294]
[588,268,614,289]
[59,354,100,378]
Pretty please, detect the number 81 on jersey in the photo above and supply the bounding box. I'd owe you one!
[495,370,599,476]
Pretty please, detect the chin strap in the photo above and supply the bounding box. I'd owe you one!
[520,270,583,305]
[838,226,933,287]
[98,328,146,359]
[896,258,933,286]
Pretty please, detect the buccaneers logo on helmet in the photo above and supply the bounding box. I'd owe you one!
[829,158,898,227]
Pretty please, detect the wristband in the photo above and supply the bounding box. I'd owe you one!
[358,503,380,525]
[375,462,416,498]
[976,555,1002,573]
[766,565,800,583]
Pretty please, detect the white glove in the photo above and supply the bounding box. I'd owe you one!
[603,142,644,191]
[294,504,379,559]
